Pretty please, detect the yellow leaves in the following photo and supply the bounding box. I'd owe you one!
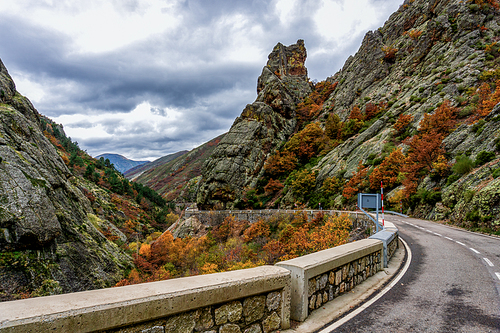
[200,262,218,275]
[432,155,450,177]
[139,243,151,258]
[321,176,342,197]
[291,169,317,199]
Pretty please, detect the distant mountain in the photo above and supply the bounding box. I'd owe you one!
[96,153,150,174]
[124,150,189,180]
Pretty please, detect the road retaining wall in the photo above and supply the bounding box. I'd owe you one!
[0,215,400,331]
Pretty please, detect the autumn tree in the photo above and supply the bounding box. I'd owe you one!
[342,161,369,199]
[401,100,457,198]
[291,169,317,200]
[325,113,343,140]
[264,179,284,195]
[393,114,413,137]
[369,148,406,190]
[285,122,325,162]
[264,151,298,177]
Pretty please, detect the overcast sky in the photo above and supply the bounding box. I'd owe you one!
[0,0,403,161]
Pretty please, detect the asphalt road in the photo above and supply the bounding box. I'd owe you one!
[327,215,500,333]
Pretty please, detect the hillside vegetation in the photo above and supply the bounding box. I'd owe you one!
[195,0,500,235]
[0,62,178,300]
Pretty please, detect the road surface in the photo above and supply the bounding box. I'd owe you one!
[325,215,500,332]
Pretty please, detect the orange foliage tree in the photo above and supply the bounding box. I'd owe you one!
[402,100,457,198]
[116,208,356,287]
[475,79,500,120]
[285,122,325,162]
[342,161,370,200]
[393,114,413,136]
[264,178,284,195]
[263,151,298,177]
[369,148,406,190]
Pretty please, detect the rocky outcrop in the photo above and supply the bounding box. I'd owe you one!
[197,40,311,209]
[0,59,131,300]
[317,0,498,179]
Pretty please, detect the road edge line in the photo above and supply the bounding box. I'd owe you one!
[317,237,412,333]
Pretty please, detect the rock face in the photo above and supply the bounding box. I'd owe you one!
[0,59,131,299]
[317,0,495,180]
[192,0,500,229]
[197,40,311,209]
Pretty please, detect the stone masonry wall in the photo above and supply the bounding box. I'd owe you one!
[185,209,373,230]
[387,234,399,260]
[307,250,382,314]
[102,290,284,333]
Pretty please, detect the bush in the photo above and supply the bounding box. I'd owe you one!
[452,155,474,175]
[446,173,461,185]
[475,150,495,165]
[492,168,500,178]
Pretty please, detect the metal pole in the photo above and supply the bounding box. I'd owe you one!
[381,181,385,227]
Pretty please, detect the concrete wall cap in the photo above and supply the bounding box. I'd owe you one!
[275,239,382,270]
[0,265,291,332]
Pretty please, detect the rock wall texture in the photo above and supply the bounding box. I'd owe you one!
[194,0,500,228]
[0,59,131,300]
[307,250,382,315]
[103,291,284,333]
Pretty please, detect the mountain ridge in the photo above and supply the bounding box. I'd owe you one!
[95,153,150,174]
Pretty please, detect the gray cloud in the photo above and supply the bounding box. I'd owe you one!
[0,0,404,160]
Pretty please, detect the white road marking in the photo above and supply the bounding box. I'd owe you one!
[496,272,500,281]
[456,241,466,246]
[433,233,442,237]
[470,248,480,254]
[445,237,453,241]
[484,258,494,267]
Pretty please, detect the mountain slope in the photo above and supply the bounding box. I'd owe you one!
[124,150,188,181]
[194,0,500,233]
[95,153,149,174]
[0,59,132,300]
[133,134,225,202]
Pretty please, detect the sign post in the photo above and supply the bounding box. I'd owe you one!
[357,193,383,232]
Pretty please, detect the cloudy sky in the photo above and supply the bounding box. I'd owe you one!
[0,0,403,161]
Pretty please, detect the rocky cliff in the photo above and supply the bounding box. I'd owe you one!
[0,59,132,300]
[193,0,500,233]
[197,40,312,209]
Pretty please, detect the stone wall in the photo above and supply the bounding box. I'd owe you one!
[185,209,373,230]
[0,266,291,333]
[276,239,384,321]
[104,291,284,333]
[307,251,381,314]
[387,234,399,260]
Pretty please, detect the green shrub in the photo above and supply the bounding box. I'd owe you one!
[459,105,474,118]
[466,210,480,222]
[475,151,495,166]
[493,168,500,178]
[446,173,461,185]
[452,155,474,175]
[471,119,486,135]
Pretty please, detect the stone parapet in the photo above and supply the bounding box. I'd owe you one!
[276,239,383,322]
[369,222,399,268]
[0,266,291,333]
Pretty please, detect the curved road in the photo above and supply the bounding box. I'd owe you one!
[326,215,500,332]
